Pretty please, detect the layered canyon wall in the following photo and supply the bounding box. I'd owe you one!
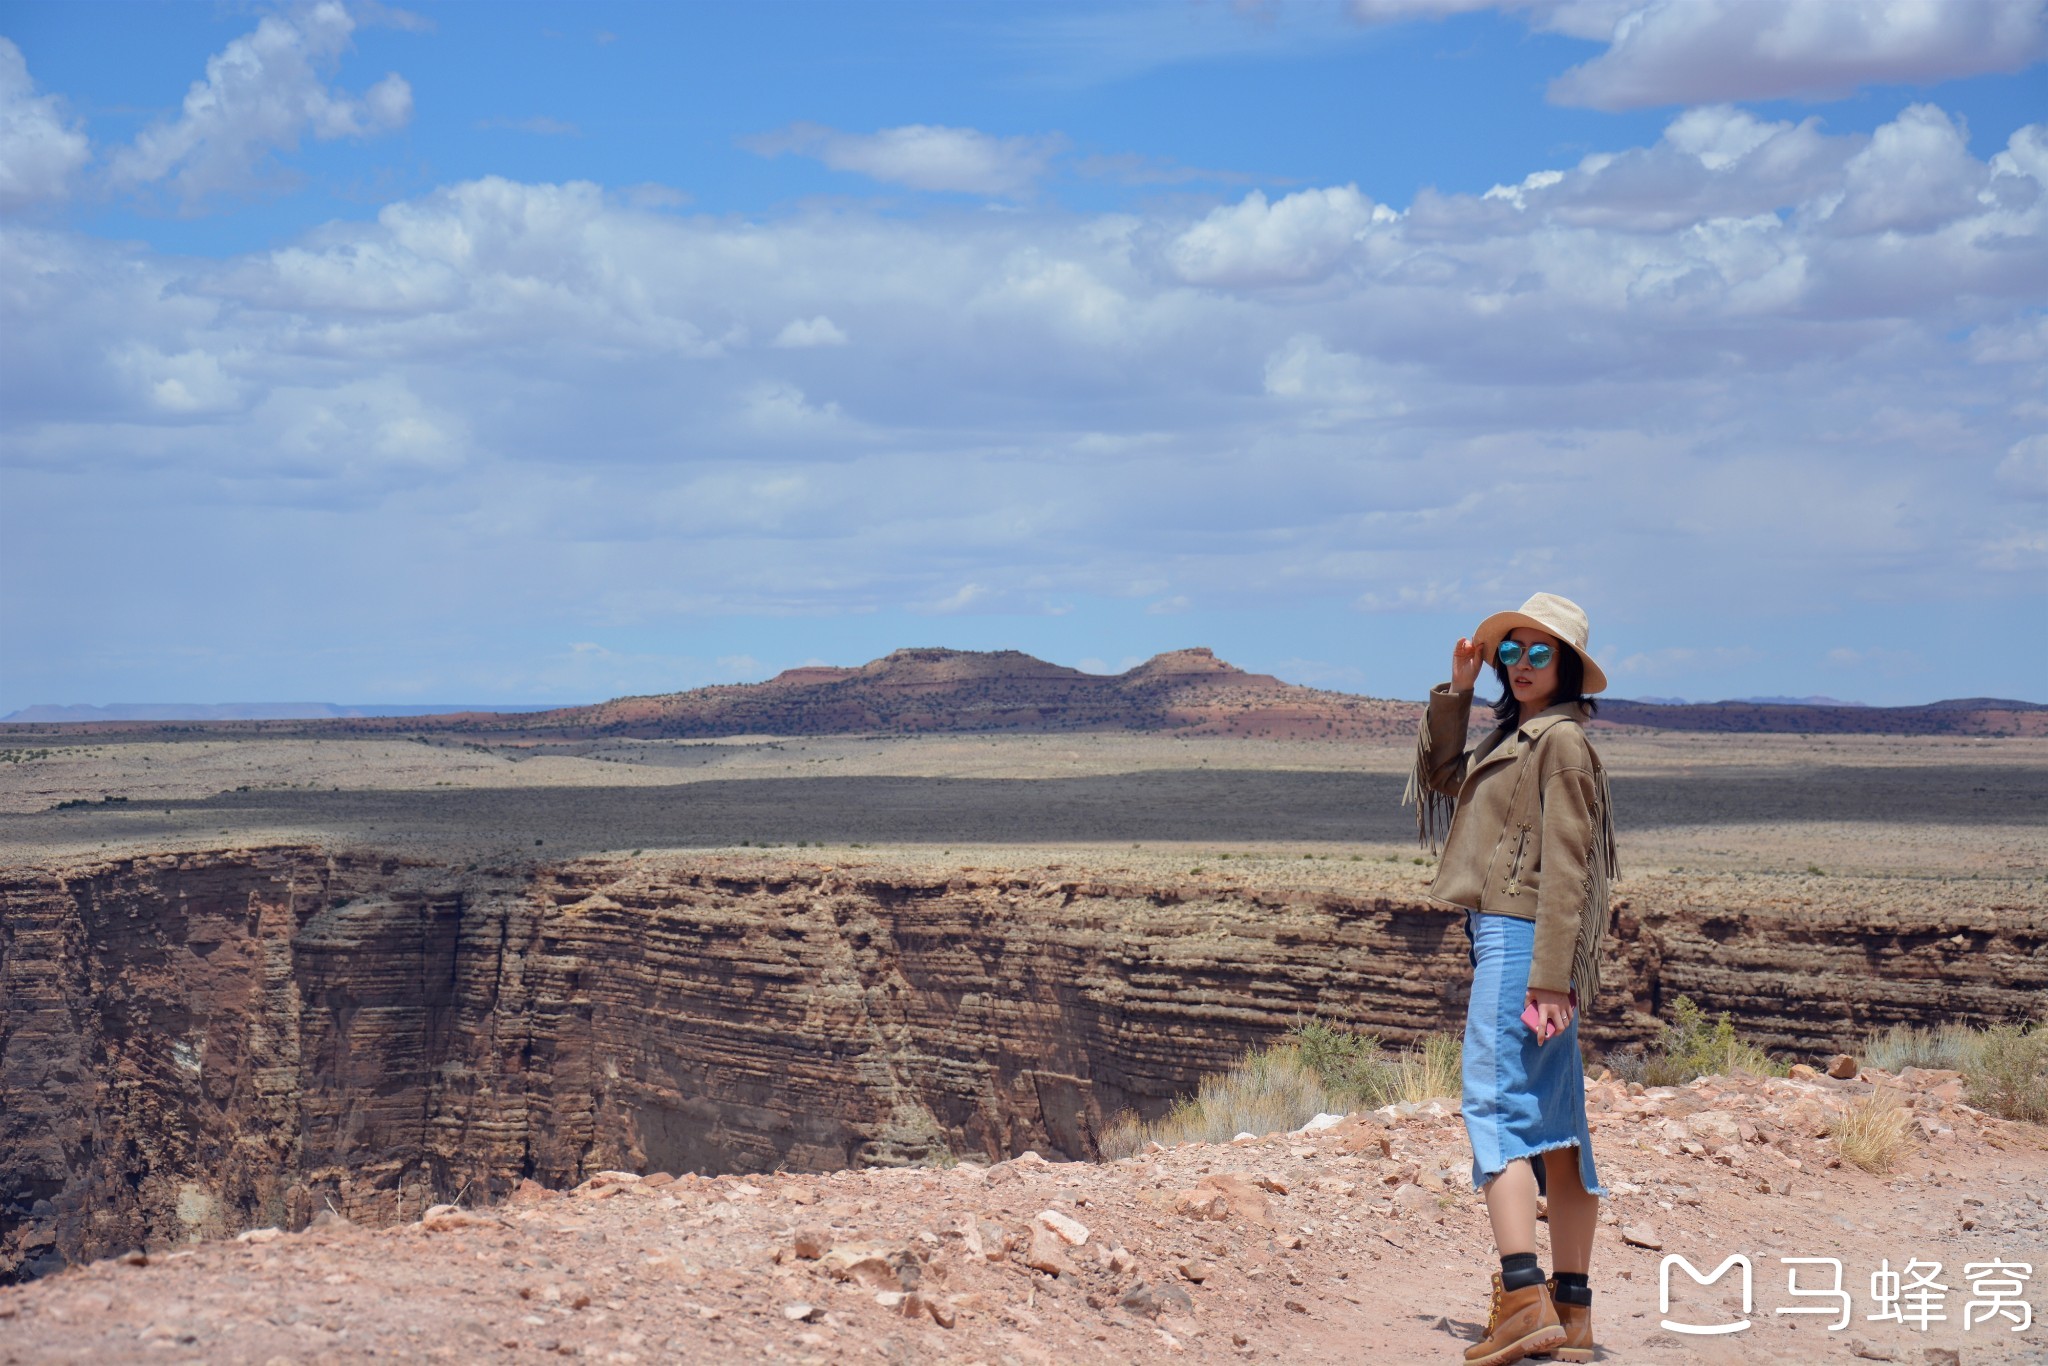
[3,847,2042,1280]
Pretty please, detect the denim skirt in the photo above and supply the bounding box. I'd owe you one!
[1460,909,1606,1198]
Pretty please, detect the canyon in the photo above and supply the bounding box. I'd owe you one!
[4,835,2042,1284]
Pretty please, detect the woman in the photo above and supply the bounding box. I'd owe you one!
[1404,592,1617,1366]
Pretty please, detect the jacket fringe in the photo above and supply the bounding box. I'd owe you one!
[1572,762,1620,1005]
[1402,719,1456,854]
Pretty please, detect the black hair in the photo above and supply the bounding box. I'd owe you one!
[1489,642,1600,728]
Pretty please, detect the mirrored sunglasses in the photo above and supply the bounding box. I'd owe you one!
[1496,640,1557,670]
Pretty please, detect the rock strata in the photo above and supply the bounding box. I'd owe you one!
[2,846,2042,1281]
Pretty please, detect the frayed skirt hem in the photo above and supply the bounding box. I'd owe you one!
[1472,1136,1611,1199]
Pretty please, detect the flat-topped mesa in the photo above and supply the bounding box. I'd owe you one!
[1120,647,1281,689]
[430,647,1417,740]
[852,647,1093,689]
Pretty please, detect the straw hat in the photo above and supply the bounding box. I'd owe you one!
[1473,592,1608,694]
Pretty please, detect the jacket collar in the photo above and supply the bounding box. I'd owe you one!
[1464,699,1589,783]
[1517,699,1591,742]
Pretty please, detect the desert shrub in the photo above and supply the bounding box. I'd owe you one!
[1828,1086,1915,1174]
[1292,1019,1392,1097]
[1962,1020,2048,1125]
[1859,1021,1979,1073]
[1099,1023,1463,1158]
[1294,1019,1462,1109]
[1098,1042,1334,1157]
[1643,995,1786,1086]
[1856,1018,2048,1124]
[1598,1043,1648,1086]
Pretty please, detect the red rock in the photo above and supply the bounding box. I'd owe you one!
[1024,1226,1075,1278]
[821,1246,899,1289]
[1034,1209,1089,1246]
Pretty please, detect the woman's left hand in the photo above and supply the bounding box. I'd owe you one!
[1526,987,1574,1045]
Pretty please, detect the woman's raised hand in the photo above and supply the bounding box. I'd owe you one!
[1450,636,1485,692]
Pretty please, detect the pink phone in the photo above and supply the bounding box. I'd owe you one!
[1522,987,1578,1043]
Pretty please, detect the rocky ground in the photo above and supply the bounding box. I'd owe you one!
[3,1065,2042,1365]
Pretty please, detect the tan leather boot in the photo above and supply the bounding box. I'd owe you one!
[1537,1276,1594,1363]
[1463,1272,1567,1366]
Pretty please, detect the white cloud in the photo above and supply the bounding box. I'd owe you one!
[1823,104,1986,235]
[0,39,90,210]
[3,101,2042,642]
[920,583,989,615]
[114,344,244,415]
[255,377,468,478]
[1263,334,1405,417]
[744,122,1064,198]
[736,381,851,439]
[107,1,413,205]
[773,315,849,348]
[1555,0,2048,109]
[1998,434,2048,498]
[1348,0,2048,109]
[1167,185,1391,287]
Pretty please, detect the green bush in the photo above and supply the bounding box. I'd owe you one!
[1854,1017,2047,1124]
[1962,1021,2048,1124]
[1643,995,1786,1086]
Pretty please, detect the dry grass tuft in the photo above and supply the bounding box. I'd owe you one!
[1827,1086,1916,1174]
[1098,1022,1463,1158]
[1099,1043,1334,1157]
[1859,1021,1980,1073]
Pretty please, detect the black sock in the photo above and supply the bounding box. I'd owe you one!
[1552,1272,1592,1306]
[1501,1252,1544,1292]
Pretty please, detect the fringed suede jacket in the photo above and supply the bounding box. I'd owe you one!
[1404,684,1619,1002]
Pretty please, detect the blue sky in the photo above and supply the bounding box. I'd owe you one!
[2,0,2045,709]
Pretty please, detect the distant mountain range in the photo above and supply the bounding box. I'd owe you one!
[2,651,2042,739]
[0,702,562,723]
[1634,694,1868,707]
[0,649,1418,741]
[1596,696,2046,736]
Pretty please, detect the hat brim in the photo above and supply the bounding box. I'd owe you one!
[1474,611,1608,694]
